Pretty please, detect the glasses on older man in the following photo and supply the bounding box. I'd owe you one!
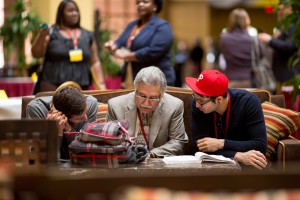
[135,91,161,103]
[192,93,213,107]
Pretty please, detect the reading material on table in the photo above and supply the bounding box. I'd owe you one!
[162,152,236,164]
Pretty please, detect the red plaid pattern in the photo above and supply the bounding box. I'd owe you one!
[69,120,147,168]
[78,120,131,145]
[70,153,127,168]
[69,139,129,154]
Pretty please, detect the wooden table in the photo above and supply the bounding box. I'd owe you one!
[54,158,241,178]
[13,161,300,200]
[13,159,241,199]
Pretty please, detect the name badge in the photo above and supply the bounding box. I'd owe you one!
[69,49,83,62]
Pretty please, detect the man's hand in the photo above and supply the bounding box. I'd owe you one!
[197,137,224,152]
[257,33,272,44]
[104,40,117,53]
[114,48,131,60]
[272,29,281,39]
[234,150,268,170]
[47,108,69,135]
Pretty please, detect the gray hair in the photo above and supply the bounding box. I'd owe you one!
[134,66,167,94]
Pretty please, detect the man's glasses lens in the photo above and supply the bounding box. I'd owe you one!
[136,92,160,102]
[192,94,211,106]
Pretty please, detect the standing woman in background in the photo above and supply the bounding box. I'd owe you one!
[31,0,106,93]
[104,0,175,86]
[220,8,264,88]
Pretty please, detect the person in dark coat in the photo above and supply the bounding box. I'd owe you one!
[104,0,175,86]
[258,3,297,94]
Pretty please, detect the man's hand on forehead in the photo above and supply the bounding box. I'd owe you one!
[47,109,69,135]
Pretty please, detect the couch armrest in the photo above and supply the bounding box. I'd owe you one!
[21,96,35,118]
[277,136,300,171]
[271,95,285,108]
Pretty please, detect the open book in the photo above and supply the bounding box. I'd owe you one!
[162,152,236,164]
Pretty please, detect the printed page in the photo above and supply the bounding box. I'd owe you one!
[162,155,202,164]
[194,152,236,164]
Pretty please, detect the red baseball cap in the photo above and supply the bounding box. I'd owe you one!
[185,69,228,97]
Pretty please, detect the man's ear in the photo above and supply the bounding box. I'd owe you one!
[216,96,223,103]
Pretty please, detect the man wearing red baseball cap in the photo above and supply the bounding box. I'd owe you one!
[185,69,268,170]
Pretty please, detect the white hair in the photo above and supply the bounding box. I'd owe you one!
[134,66,167,94]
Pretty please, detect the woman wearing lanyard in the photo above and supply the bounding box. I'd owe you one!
[31,0,106,93]
[185,69,268,170]
[104,0,175,86]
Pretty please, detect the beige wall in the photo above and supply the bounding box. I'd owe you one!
[74,0,93,31]
[30,0,59,25]
[166,1,210,48]
[165,0,211,71]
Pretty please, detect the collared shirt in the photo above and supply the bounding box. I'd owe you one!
[134,112,153,148]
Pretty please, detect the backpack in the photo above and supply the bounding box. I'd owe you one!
[69,120,148,168]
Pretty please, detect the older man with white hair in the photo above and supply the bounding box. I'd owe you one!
[106,66,188,158]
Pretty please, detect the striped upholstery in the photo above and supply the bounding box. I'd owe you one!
[96,103,108,122]
[262,102,300,160]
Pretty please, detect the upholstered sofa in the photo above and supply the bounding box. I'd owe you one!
[21,87,300,171]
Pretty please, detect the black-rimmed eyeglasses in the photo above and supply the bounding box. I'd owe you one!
[192,94,212,107]
[135,91,161,103]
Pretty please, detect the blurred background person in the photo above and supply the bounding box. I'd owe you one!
[220,8,264,88]
[104,0,175,86]
[258,2,297,94]
[31,0,105,94]
[174,40,189,87]
[190,38,204,76]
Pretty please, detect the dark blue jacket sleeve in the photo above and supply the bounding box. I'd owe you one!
[114,21,136,48]
[269,26,297,55]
